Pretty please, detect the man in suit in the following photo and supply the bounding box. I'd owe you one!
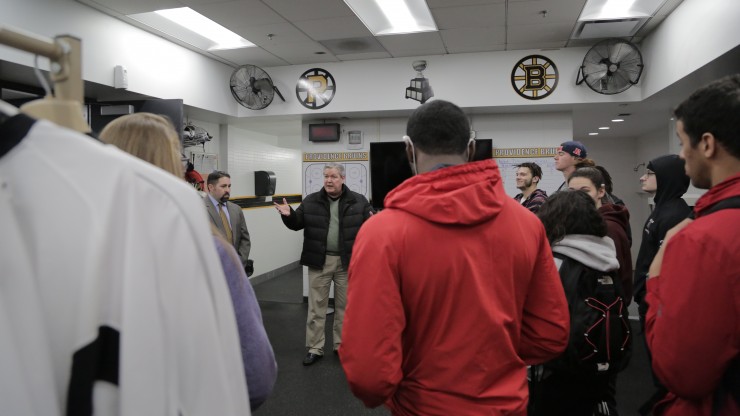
[205,171,251,269]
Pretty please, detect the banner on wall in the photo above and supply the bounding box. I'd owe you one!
[302,152,370,199]
[494,147,561,197]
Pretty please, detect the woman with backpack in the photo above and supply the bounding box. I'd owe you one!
[567,166,635,416]
[529,190,630,416]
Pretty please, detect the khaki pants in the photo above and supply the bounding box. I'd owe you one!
[306,255,347,355]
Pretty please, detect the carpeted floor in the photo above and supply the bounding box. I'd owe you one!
[252,268,655,416]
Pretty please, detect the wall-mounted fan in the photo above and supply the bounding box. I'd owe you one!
[576,38,644,95]
[229,64,285,110]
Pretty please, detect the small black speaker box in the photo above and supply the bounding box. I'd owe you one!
[255,171,276,196]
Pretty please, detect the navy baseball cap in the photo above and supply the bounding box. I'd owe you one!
[558,141,587,158]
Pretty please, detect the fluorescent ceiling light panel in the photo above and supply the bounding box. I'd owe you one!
[578,0,667,20]
[344,0,437,36]
[128,7,255,51]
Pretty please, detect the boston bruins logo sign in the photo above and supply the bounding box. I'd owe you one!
[511,55,558,100]
[296,68,336,109]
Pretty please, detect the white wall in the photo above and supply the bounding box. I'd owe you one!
[1,0,239,115]
[183,120,304,278]
[226,126,303,277]
[640,0,740,99]
[581,135,644,262]
[253,48,642,118]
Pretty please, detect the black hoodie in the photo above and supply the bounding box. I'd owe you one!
[633,155,691,312]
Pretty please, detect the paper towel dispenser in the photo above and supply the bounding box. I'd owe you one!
[255,171,276,196]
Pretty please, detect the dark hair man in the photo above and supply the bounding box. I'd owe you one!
[204,171,251,269]
[645,74,740,416]
[633,154,691,415]
[514,162,548,213]
[553,140,592,193]
[274,162,373,366]
[340,100,569,415]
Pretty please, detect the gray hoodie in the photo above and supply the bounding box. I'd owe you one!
[552,234,619,272]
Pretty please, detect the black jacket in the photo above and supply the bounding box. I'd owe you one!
[633,155,691,311]
[281,184,373,269]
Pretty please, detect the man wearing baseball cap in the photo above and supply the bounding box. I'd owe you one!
[553,140,592,193]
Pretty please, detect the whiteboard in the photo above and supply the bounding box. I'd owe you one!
[493,147,563,198]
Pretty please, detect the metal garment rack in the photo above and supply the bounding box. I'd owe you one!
[0,25,90,132]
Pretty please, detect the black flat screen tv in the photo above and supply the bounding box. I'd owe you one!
[309,123,341,142]
[370,138,492,209]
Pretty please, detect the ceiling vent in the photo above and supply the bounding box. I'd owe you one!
[571,18,648,39]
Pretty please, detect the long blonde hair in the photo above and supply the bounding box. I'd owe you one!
[99,113,183,177]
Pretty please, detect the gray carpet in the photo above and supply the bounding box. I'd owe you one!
[252,269,654,416]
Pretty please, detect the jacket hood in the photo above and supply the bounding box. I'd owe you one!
[695,172,740,216]
[599,203,630,235]
[648,155,690,205]
[384,159,504,225]
[552,234,619,272]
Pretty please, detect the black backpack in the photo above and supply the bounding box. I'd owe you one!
[550,253,632,377]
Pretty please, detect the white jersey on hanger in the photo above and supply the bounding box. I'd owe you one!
[0,118,251,416]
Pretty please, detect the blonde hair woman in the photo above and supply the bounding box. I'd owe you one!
[99,113,183,177]
[99,112,276,410]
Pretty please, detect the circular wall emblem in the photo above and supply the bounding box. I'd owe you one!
[296,68,336,109]
[511,55,558,100]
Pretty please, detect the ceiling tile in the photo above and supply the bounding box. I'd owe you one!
[376,32,447,56]
[192,1,287,29]
[262,0,354,21]
[209,47,290,67]
[336,51,393,61]
[567,38,605,48]
[428,0,504,7]
[293,16,372,41]
[180,0,240,4]
[507,0,586,25]
[320,37,387,55]
[506,41,567,50]
[83,0,183,14]
[232,22,315,46]
[389,49,448,58]
[261,41,340,65]
[508,22,574,44]
[447,44,506,54]
[441,26,506,52]
[432,3,505,29]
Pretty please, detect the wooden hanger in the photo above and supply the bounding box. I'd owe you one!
[0,26,90,133]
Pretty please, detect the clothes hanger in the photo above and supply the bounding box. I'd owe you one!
[0,99,20,126]
[0,26,90,133]
[0,100,20,116]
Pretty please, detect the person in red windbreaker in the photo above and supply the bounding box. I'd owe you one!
[340,100,570,416]
[646,74,740,416]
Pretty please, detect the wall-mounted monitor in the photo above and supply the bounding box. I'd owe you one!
[370,138,492,209]
[309,123,341,142]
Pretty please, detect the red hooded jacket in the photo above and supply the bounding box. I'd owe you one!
[646,173,740,416]
[340,159,570,416]
[599,203,634,304]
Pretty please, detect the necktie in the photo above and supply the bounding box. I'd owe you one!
[219,203,233,243]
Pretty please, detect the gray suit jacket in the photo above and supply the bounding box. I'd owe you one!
[204,195,251,268]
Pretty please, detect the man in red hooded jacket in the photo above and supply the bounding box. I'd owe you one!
[646,74,740,416]
[340,100,570,416]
